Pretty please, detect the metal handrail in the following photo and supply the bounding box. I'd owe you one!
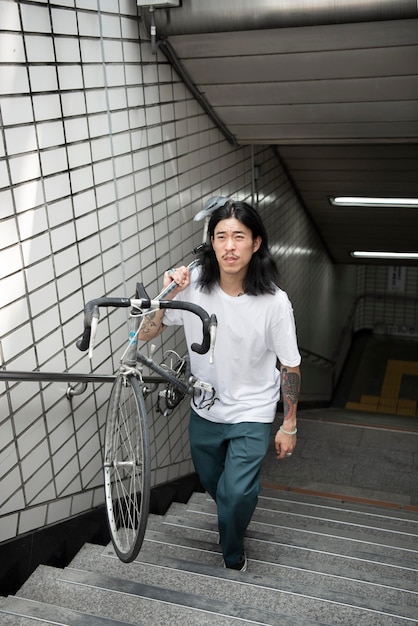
[299,348,335,368]
[0,370,164,399]
[0,370,115,383]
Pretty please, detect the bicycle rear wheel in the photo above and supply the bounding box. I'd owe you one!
[104,373,150,562]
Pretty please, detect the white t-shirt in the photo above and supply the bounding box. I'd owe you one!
[163,274,301,424]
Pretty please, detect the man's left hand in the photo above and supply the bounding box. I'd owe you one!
[275,429,296,460]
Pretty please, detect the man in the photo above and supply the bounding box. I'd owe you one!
[139,199,301,572]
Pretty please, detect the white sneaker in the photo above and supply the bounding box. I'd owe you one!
[224,552,247,572]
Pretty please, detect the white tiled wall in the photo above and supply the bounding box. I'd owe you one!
[355,265,418,335]
[0,0,357,543]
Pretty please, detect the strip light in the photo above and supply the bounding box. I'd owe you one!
[351,251,418,259]
[331,196,418,208]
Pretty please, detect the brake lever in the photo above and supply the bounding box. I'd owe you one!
[209,315,217,364]
[88,315,99,360]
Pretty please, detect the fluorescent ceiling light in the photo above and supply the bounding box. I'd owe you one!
[330,196,418,208]
[351,251,418,259]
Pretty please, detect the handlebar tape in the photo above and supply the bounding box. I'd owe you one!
[160,300,217,354]
[76,297,131,352]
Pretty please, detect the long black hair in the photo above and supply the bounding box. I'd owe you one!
[197,199,280,295]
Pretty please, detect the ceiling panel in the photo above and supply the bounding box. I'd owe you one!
[165,17,418,264]
[228,123,418,142]
[203,76,418,107]
[217,102,418,125]
[183,47,418,84]
[170,18,418,55]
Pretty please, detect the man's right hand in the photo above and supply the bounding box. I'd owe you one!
[164,265,191,296]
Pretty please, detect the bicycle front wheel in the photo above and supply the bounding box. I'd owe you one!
[104,374,151,562]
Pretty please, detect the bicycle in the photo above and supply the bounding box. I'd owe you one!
[76,280,217,563]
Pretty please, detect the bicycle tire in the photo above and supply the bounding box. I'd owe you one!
[104,374,151,562]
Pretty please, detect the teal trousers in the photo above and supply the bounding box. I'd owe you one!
[189,409,272,567]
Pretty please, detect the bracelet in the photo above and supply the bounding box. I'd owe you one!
[280,425,297,436]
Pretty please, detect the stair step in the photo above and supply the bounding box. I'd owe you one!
[71,542,418,622]
[184,499,418,549]
[0,595,132,625]
[191,490,418,544]
[137,527,222,566]
[260,489,418,525]
[258,486,418,514]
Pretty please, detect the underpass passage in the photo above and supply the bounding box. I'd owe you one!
[333,330,418,417]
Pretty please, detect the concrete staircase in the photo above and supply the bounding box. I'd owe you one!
[1,489,417,625]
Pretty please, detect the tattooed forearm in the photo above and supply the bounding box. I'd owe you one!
[138,311,165,339]
[281,366,300,422]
